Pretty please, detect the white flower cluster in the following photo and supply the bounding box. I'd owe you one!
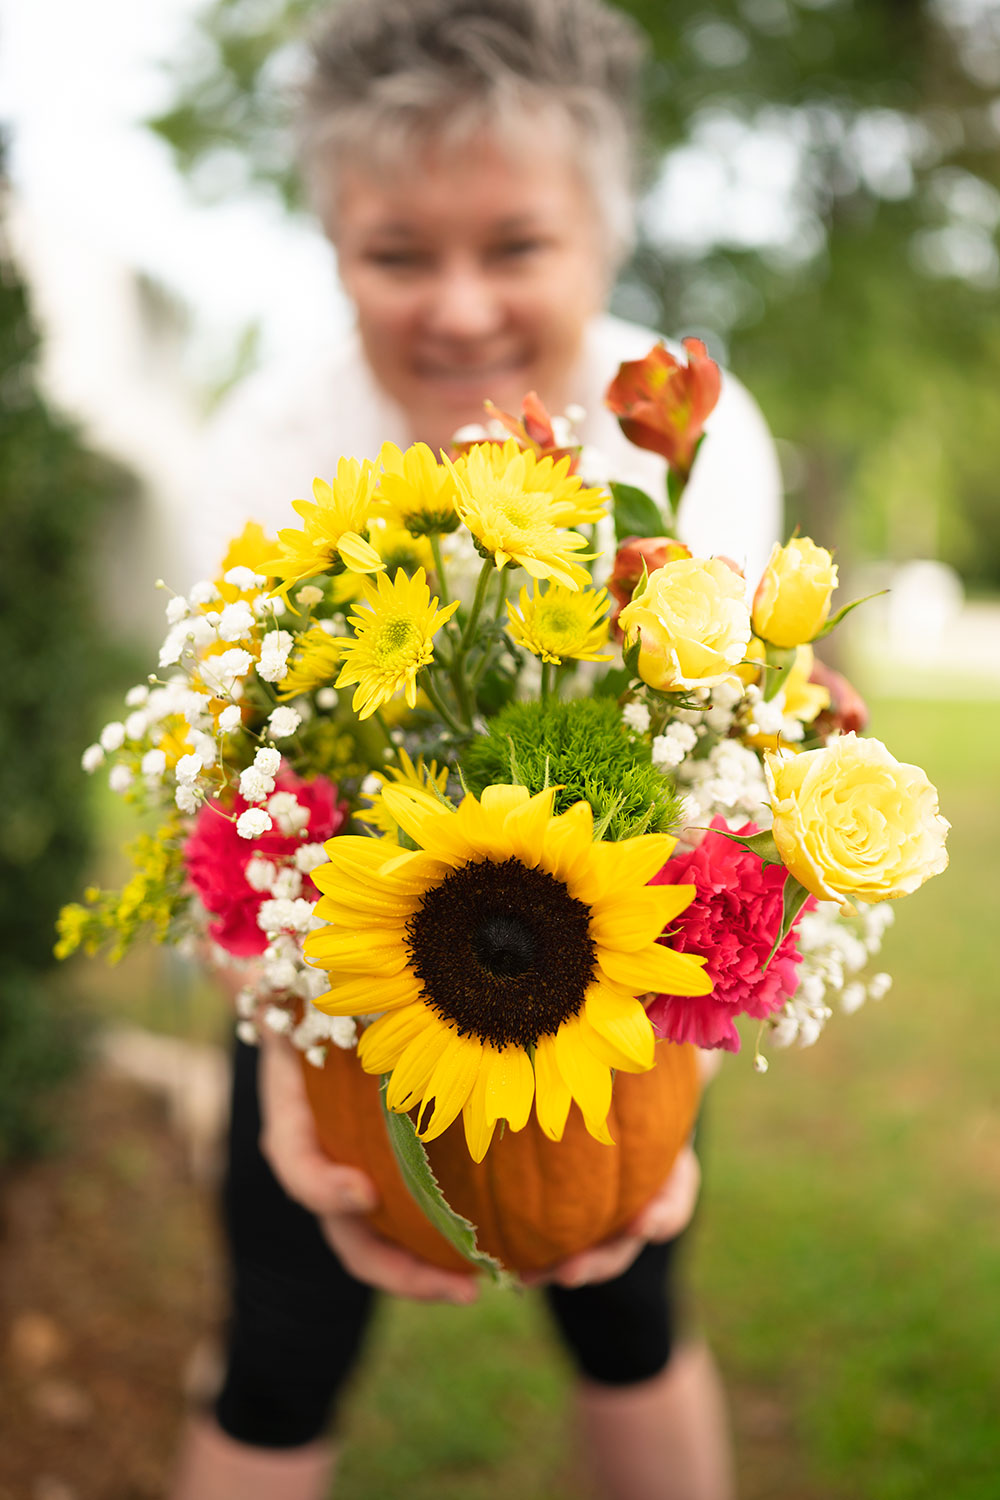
[675,738,770,831]
[769,901,895,1048]
[740,683,806,744]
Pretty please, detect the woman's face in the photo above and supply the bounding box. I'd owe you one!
[329,125,608,452]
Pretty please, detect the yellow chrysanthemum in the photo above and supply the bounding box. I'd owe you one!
[359,749,451,840]
[370,520,435,576]
[446,441,603,590]
[334,567,460,720]
[215,521,276,601]
[506,582,613,666]
[262,456,384,597]
[379,442,460,536]
[278,626,345,700]
[305,784,711,1161]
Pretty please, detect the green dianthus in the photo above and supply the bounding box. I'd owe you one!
[460,699,682,841]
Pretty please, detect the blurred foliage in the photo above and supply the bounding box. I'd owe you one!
[147,0,1000,584]
[0,155,140,1159]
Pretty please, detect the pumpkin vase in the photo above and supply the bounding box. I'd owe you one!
[302,1038,700,1275]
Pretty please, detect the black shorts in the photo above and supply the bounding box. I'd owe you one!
[215,1041,688,1449]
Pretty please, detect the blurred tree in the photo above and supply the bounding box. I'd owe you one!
[147,0,1000,584]
[0,144,140,1158]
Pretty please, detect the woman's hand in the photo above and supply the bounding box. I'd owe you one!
[521,1143,701,1289]
[257,1030,479,1305]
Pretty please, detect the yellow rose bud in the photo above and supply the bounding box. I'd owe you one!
[619,557,751,691]
[765,735,949,902]
[753,538,838,648]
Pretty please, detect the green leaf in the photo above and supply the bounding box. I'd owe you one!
[763,875,812,969]
[610,481,665,542]
[810,590,889,641]
[700,826,784,865]
[761,642,797,701]
[380,1082,514,1286]
[593,665,633,698]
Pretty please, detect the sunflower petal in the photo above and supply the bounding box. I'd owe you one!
[482,1043,534,1131]
[383,1016,452,1110]
[584,984,656,1071]
[572,833,678,904]
[312,970,422,1016]
[533,1031,572,1141]
[357,1003,433,1073]
[462,1064,499,1163]
[597,941,712,997]
[553,1016,615,1144]
[588,885,697,951]
[417,1034,483,1142]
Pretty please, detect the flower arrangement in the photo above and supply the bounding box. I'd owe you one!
[58,340,949,1272]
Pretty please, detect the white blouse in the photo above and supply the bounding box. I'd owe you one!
[185,313,782,589]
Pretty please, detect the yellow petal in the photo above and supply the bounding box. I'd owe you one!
[597,941,712,997]
[533,1031,572,1141]
[481,1043,534,1131]
[357,1003,433,1073]
[553,1016,614,1144]
[588,885,696,951]
[583,984,656,1071]
[539,799,593,886]
[312,970,422,1016]
[383,1015,452,1110]
[462,1064,499,1163]
[417,1034,483,1142]
[338,530,385,574]
[303,928,407,974]
[502,787,560,870]
[571,833,677,905]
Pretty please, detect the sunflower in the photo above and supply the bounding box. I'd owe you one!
[262,457,384,598]
[445,441,603,590]
[506,582,613,666]
[334,567,460,720]
[379,442,460,536]
[305,784,710,1161]
[359,749,452,841]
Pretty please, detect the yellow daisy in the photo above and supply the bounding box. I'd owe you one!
[277,626,345,700]
[379,442,460,536]
[262,456,384,597]
[359,749,451,841]
[446,441,603,590]
[334,567,460,720]
[506,582,613,666]
[305,784,710,1161]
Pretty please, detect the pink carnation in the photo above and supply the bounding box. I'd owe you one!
[183,767,347,956]
[647,819,807,1052]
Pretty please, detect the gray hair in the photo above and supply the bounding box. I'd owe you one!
[298,0,649,269]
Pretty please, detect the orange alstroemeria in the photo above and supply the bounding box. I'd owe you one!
[452,391,580,470]
[605,339,721,477]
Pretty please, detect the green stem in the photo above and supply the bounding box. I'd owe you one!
[423,673,468,737]
[460,559,495,654]
[429,532,451,608]
[493,568,509,624]
[540,661,551,706]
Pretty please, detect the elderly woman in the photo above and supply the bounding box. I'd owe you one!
[174,2,780,1497]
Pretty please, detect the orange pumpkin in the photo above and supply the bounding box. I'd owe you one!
[302,1039,700,1274]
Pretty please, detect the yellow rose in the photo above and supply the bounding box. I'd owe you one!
[765,735,949,902]
[782,644,830,726]
[619,557,751,691]
[752,538,838,648]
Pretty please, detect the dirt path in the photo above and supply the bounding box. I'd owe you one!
[0,1071,221,1500]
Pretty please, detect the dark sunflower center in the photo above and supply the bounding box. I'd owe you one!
[406,857,595,1049]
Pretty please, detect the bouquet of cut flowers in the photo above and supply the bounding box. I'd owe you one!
[59,341,949,1276]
